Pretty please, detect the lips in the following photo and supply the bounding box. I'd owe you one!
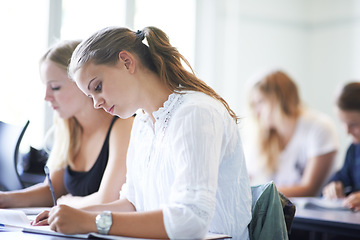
[106,105,114,114]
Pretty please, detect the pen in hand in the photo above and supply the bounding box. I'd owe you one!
[44,165,57,206]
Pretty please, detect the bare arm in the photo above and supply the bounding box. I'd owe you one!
[32,197,136,226]
[46,202,168,238]
[278,151,336,197]
[56,117,133,208]
[0,168,68,208]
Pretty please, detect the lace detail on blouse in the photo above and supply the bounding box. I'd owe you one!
[153,92,184,133]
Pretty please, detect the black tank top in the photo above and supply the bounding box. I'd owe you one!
[64,116,118,196]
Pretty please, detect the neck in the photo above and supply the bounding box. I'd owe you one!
[74,102,113,134]
[276,115,298,147]
[137,70,173,122]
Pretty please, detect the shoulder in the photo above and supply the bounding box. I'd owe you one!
[346,143,357,155]
[112,116,134,129]
[108,117,134,141]
[176,91,227,117]
[297,109,339,150]
[299,108,336,132]
[169,91,237,133]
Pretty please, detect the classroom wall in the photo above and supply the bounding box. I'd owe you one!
[195,0,360,168]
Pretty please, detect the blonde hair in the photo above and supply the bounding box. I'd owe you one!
[249,70,301,173]
[41,40,82,171]
[69,26,239,123]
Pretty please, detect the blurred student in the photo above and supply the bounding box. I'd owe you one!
[322,82,360,210]
[33,26,252,239]
[0,40,133,208]
[245,69,338,197]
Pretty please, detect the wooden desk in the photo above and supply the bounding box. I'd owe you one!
[290,198,360,240]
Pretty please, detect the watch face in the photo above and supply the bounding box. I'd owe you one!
[96,211,112,231]
[98,215,111,228]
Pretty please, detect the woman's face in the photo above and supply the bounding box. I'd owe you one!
[74,60,139,119]
[337,108,360,144]
[250,89,276,129]
[41,60,89,119]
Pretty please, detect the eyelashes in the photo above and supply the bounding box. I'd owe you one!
[94,82,102,92]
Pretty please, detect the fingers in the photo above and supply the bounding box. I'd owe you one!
[47,205,80,234]
[48,205,61,231]
[31,210,50,226]
[322,181,345,199]
[344,192,360,210]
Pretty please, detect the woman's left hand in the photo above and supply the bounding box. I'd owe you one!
[47,205,97,234]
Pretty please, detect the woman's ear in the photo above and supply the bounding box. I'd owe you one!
[119,51,135,73]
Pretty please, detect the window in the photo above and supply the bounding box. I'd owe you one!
[61,0,127,40]
[0,1,48,148]
[0,0,196,149]
[134,0,196,66]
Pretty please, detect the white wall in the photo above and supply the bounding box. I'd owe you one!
[195,0,360,168]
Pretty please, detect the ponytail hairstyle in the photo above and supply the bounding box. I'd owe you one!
[336,82,360,112]
[69,26,239,123]
[40,40,82,171]
[249,70,301,173]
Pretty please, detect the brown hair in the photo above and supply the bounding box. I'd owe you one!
[69,26,239,123]
[250,70,301,173]
[336,82,360,112]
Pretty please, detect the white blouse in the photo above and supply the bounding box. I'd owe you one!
[245,108,338,189]
[121,91,252,239]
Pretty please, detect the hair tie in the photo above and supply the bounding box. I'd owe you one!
[136,30,145,41]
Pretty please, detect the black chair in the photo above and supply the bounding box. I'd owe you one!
[17,146,47,188]
[0,120,30,191]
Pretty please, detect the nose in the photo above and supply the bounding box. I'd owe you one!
[44,87,53,102]
[345,124,353,135]
[93,96,104,109]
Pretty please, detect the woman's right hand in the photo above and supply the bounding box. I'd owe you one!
[322,181,345,199]
[31,210,50,226]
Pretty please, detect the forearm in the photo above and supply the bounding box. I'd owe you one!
[57,190,120,209]
[282,152,337,197]
[277,184,319,197]
[1,183,55,207]
[81,198,136,212]
[107,210,168,238]
[79,201,168,238]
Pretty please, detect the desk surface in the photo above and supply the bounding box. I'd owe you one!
[295,203,360,225]
[291,197,360,239]
[0,231,76,240]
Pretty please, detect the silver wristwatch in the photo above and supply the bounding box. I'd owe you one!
[95,211,112,235]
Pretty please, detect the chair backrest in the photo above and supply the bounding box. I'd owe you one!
[248,181,295,240]
[278,191,296,235]
[0,120,30,191]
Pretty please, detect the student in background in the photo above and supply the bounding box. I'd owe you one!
[33,26,252,239]
[0,40,133,208]
[245,69,338,197]
[322,82,360,210]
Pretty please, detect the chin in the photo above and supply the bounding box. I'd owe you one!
[57,113,71,120]
[113,112,132,119]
